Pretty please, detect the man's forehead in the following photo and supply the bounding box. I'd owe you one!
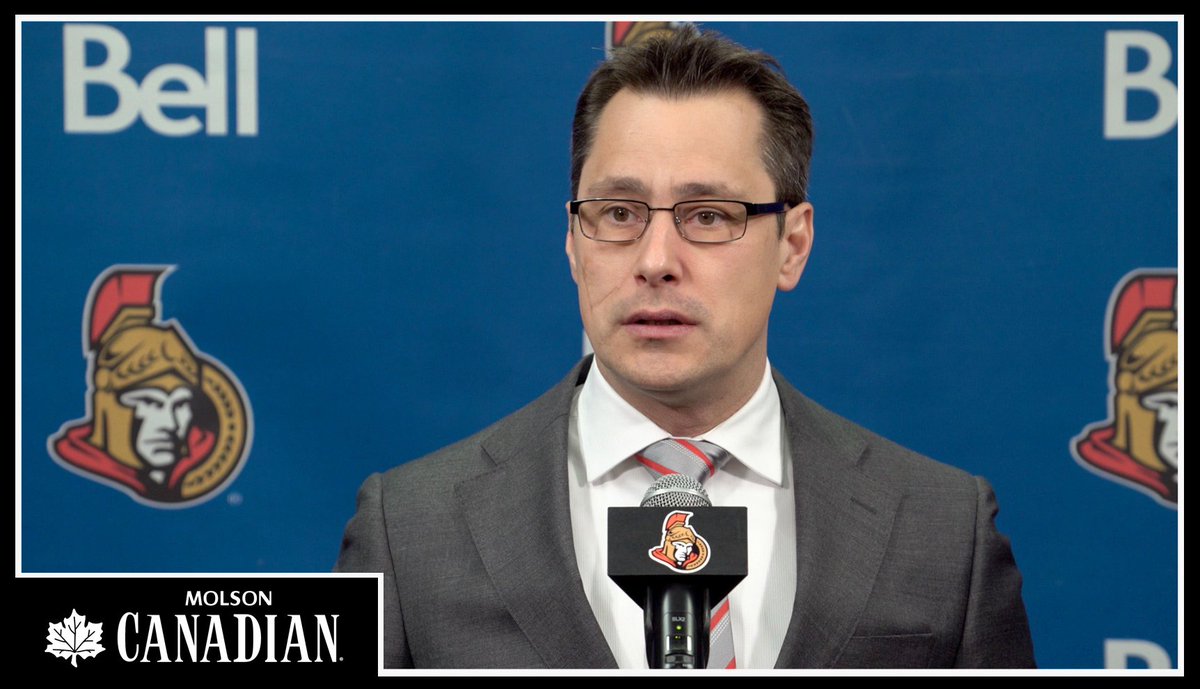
[578,88,771,200]
[583,176,744,199]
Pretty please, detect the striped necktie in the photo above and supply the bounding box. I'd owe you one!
[636,437,738,669]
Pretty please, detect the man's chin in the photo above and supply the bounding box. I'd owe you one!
[594,350,707,397]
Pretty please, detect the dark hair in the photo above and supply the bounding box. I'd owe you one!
[570,26,814,209]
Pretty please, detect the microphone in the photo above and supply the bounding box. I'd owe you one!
[640,472,711,508]
[641,475,712,669]
[608,475,747,669]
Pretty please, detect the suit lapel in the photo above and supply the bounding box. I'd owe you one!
[455,359,618,669]
[452,360,896,669]
[773,375,901,669]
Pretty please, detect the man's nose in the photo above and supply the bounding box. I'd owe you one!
[634,209,684,285]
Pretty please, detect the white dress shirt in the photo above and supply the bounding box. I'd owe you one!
[566,357,797,669]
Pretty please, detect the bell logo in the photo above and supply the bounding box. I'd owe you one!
[1104,30,1177,140]
[63,24,258,137]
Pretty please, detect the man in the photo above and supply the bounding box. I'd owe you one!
[336,26,1035,669]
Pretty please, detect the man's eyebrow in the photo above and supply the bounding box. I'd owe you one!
[585,176,648,197]
[673,181,740,199]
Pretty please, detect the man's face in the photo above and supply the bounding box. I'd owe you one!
[567,89,813,410]
[119,386,194,468]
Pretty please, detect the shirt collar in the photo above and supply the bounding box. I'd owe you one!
[576,357,784,486]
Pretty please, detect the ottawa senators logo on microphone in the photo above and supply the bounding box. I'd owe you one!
[48,266,252,508]
[648,511,711,572]
[1071,269,1177,507]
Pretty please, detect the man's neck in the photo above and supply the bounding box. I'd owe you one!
[594,357,766,438]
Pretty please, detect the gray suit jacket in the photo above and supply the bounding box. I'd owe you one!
[335,357,1035,668]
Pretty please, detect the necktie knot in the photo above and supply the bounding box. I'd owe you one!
[636,437,731,486]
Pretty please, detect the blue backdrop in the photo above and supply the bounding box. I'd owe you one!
[19,20,1180,669]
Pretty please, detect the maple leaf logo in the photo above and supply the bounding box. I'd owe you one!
[45,609,105,667]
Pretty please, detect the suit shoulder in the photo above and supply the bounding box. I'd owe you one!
[376,423,493,493]
[777,374,977,496]
[375,361,584,497]
[855,418,975,495]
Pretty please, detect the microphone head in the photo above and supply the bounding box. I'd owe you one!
[640,473,712,508]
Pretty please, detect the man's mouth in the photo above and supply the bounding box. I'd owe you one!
[623,310,697,338]
[625,310,695,326]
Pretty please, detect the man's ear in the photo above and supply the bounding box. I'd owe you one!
[565,202,580,284]
[777,201,813,292]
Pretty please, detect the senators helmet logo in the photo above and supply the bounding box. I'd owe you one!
[648,511,711,572]
[608,21,687,51]
[48,267,252,507]
[1072,270,1177,507]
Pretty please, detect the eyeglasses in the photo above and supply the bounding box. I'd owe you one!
[569,198,789,244]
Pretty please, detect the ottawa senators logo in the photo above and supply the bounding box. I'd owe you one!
[1072,269,1177,507]
[648,511,711,572]
[48,266,252,508]
[607,21,688,52]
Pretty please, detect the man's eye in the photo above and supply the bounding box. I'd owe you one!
[603,205,640,224]
[688,209,729,227]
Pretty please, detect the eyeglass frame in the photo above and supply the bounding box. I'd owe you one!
[568,198,792,244]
